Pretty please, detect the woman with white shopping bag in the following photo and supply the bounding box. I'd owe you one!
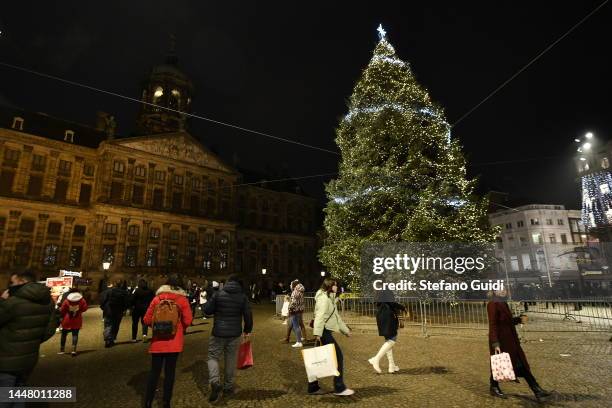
[487,289,551,401]
[306,278,354,396]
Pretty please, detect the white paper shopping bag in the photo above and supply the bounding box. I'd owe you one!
[302,343,340,382]
[281,301,290,317]
[490,352,516,382]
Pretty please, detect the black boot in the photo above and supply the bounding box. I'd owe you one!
[209,383,222,404]
[490,384,507,398]
[532,384,552,401]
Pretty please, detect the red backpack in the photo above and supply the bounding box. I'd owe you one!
[152,298,181,338]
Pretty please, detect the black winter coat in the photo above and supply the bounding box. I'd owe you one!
[0,283,58,374]
[99,287,129,318]
[131,287,155,313]
[204,281,253,338]
[376,302,405,339]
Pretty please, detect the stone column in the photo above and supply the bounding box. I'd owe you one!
[13,145,33,195]
[179,224,189,267]
[125,158,136,203]
[30,213,49,268]
[58,216,75,267]
[115,217,130,268]
[165,168,175,208]
[95,152,113,202]
[139,220,151,266]
[68,156,84,204]
[1,210,21,268]
[185,171,193,211]
[196,226,206,268]
[87,215,107,270]
[160,223,171,266]
[145,163,156,207]
[42,150,60,199]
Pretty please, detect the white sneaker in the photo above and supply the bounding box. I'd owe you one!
[291,342,303,348]
[282,321,287,325]
[202,316,207,320]
[334,389,355,396]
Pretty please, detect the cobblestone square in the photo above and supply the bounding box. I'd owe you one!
[25,305,612,408]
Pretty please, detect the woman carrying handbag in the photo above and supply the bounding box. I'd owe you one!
[487,288,551,401]
[308,278,354,397]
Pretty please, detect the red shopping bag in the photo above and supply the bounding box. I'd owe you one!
[237,339,253,369]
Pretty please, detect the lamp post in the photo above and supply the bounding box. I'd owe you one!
[262,268,266,275]
[320,271,326,277]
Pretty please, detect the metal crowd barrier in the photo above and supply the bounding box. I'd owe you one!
[275,295,612,336]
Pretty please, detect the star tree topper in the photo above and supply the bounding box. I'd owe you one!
[377,24,387,40]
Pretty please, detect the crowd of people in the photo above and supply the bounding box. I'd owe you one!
[0,271,554,407]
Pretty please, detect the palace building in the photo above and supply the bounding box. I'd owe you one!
[0,48,319,296]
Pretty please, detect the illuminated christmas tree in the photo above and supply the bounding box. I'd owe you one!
[320,26,495,288]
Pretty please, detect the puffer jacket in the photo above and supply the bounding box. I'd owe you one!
[312,289,349,337]
[204,281,253,338]
[143,286,193,353]
[288,283,305,313]
[0,282,58,374]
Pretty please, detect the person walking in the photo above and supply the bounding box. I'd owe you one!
[308,278,354,396]
[188,283,201,319]
[99,281,129,348]
[143,274,193,408]
[368,289,405,373]
[283,279,307,347]
[204,274,253,404]
[488,289,551,401]
[0,271,59,400]
[131,279,155,342]
[58,289,88,356]
[199,281,208,320]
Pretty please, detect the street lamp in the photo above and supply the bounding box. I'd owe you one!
[102,262,111,271]
[320,271,326,277]
[261,268,266,275]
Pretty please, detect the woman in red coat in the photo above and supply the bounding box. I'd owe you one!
[59,290,88,356]
[487,289,551,401]
[143,275,193,408]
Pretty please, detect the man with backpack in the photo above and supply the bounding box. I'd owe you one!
[143,275,192,408]
[204,274,253,404]
[99,281,129,348]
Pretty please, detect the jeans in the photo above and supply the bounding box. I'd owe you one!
[103,315,122,342]
[60,329,79,350]
[0,372,28,408]
[291,313,303,342]
[308,329,346,394]
[207,336,241,391]
[145,353,179,405]
[131,309,148,340]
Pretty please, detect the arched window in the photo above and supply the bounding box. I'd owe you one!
[152,86,164,110]
[12,117,24,131]
[169,89,181,110]
[64,130,74,143]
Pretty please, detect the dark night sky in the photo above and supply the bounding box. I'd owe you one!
[1,1,610,210]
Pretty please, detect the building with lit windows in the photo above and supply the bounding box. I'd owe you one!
[0,49,319,298]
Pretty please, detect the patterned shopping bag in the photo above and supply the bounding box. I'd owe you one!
[490,352,516,382]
